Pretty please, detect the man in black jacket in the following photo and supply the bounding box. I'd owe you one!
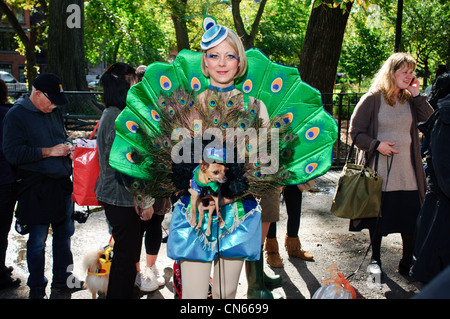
[2,73,81,299]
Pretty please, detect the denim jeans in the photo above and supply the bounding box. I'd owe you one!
[26,194,75,295]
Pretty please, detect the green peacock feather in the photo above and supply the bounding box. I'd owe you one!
[109,48,338,200]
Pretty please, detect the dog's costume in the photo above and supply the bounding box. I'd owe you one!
[108,18,337,263]
[87,246,113,276]
[190,165,219,196]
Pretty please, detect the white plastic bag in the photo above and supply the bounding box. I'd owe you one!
[312,263,356,299]
[312,283,354,299]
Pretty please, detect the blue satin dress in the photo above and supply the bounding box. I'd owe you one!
[167,195,261,262]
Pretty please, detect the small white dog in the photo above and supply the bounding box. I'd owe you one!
[83,244,113,299]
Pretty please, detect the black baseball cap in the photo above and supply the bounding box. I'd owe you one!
[33,73,68,106]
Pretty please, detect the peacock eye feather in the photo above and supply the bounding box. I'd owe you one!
[191,77,201,91]
[131,181,140,189]
[160,75,172,91]
[283,112,293,124]
[126,121,138,133]
[110,48,338,195]
[271,77,283,93]
[243,79,252,93]
[151,110,160,121]
[305,163,318,174]
[305,127,320,140]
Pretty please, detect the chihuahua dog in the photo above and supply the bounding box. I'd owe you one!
[189,160,228,236]
[83,242,114,299]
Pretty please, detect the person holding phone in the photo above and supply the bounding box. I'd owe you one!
[348,52,433,277]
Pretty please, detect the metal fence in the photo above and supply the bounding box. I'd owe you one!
[323,92,365,166]
[11,90,365,167]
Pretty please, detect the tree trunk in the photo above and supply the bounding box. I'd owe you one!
[25,33,38,89]
[47,0,102,114]
[232,0,267,50]
[168,0,190,51]
[298,0,352,114]
[394,0,403,52]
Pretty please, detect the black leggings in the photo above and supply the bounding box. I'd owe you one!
[267,185,302,239]
[370,228,414,265]
[104,204,142,299]
[140,214,164,255]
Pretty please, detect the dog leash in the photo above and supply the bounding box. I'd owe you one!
[217,184,223,299]
[346,153,393,281]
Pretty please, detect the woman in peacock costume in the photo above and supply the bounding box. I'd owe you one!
[109,18,337,299]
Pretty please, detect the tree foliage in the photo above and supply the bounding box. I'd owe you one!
[0,0,48,87]
[1,0,448,101]
[255,0,308,66]
[339,6,389,90]
[85,0,167,66]
[402,0,450,86]
[337,0,450,91]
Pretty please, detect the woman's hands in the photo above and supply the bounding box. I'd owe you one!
[407,75,421,98]
[134,195,155,221]
[377,141,399,157]
[135,205,154,221]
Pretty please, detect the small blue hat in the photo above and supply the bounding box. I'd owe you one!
[205,147,227,163]
[201,24,229,50]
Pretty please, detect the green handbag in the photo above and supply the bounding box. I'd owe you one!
[330,135,382,219]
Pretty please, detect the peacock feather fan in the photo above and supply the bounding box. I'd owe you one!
[109,48,338,201]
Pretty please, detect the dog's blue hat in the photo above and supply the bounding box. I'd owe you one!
[201,18,228,50]
[205,147,226,163]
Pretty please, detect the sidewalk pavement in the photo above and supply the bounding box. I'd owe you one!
[0,170,423,300]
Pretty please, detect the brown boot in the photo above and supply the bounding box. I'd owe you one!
[285,235,314,261]
[264,238,283,268]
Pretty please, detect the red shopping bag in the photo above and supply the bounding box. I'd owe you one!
[72,122,100,206]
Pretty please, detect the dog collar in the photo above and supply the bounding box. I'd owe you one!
[192,165,219,192]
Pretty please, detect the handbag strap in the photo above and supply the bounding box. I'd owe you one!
[347,132,380,173]
[89,121,100,140]
[345,133,360,164]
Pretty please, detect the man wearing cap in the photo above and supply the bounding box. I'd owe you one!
[2,73,80,299]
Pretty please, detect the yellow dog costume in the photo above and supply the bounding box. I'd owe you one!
[88,246,113,276]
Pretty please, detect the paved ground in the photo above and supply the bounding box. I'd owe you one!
[0,169,426,301]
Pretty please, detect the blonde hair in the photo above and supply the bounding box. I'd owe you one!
[370,52,416,105]
[201,29,248,80]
